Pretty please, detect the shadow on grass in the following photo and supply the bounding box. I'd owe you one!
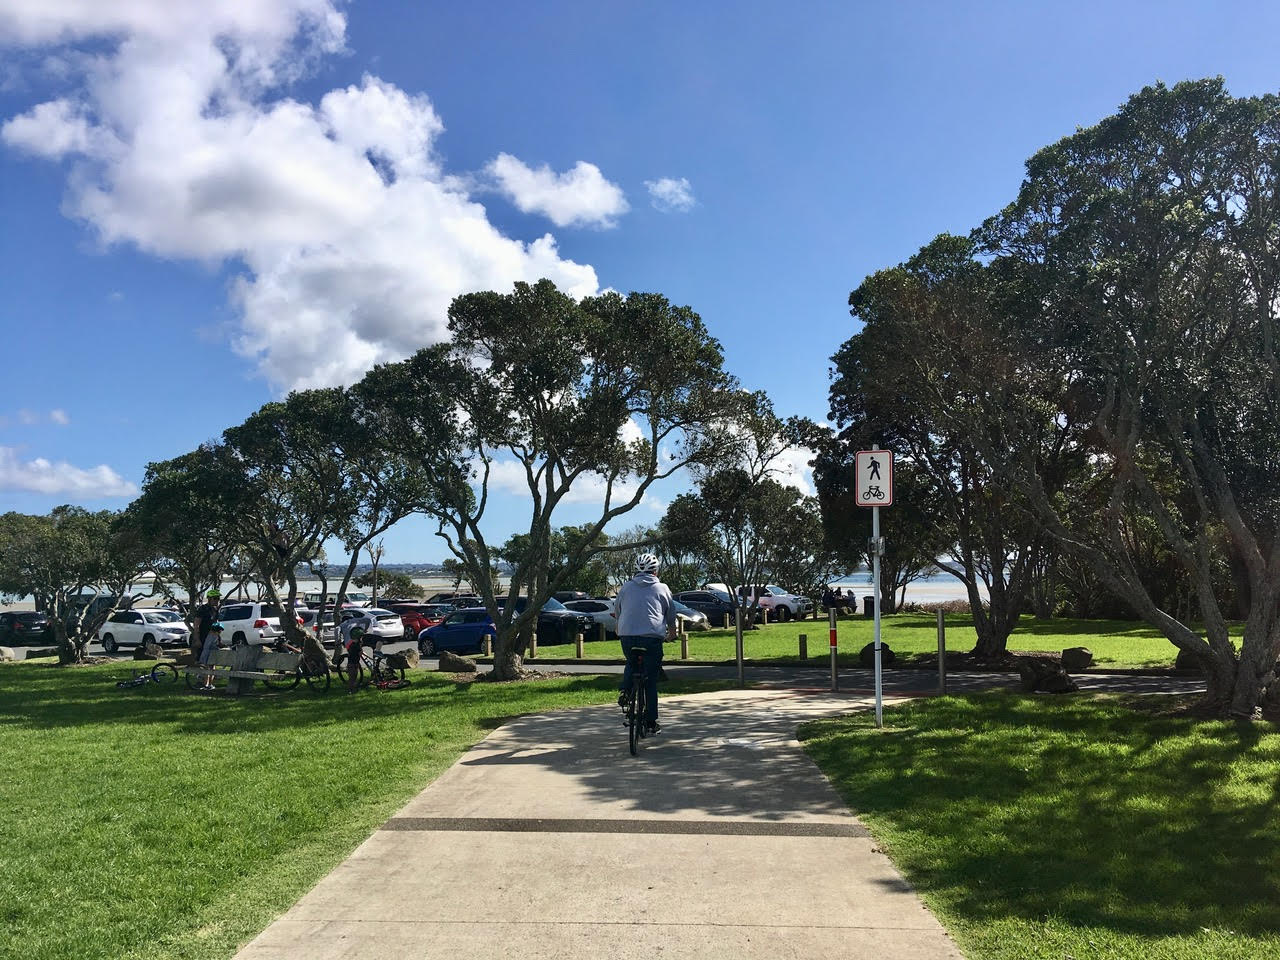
[0,660,624,736]
[800,693,1280,938]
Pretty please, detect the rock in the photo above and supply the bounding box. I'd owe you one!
[1017,655,1078,694]
[1175,648,1201,672]
[858,642,896,668]
[400,647,420,669]
[439,650,477,673]
[132,645,159,661]
[0,646,14,662]
[1061,646,1094,671]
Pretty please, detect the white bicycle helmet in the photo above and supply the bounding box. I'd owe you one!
[635,552,660,575]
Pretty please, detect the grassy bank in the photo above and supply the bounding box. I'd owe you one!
[801,693,1280,960]
[0,660,722,960]
[530,612,1196,669]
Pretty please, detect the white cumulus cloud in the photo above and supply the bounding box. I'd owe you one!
[0,0,603,392]
[645,176,695,213]
[487,153,629,228]
[49,409,69,425]
[0,446,136,497]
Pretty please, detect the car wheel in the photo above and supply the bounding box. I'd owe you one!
[102,633,117,654]
[142,633,155,647]
[404,626,415,642]
[419,636,435,657]
[232,631,247,646]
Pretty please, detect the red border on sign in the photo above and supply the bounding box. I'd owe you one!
[855,450,894,507]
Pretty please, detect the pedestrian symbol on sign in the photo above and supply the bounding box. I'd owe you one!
[855,450,894,507]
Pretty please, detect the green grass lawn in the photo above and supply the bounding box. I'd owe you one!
[0,659,723,960]
[530,612,1197,669]
[800,693,1280,960]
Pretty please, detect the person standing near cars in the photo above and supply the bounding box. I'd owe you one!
[614,553,676,733]
[192,589,221,660]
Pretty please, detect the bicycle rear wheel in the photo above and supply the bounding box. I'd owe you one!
[375,662,406,686]
[627,678,642,755]
[337,658,366,689]
[150,663,178,684]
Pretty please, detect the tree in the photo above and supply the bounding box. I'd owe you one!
[363,280,743,680]
[356,570,423,600]
[977,78,1280,713]
[834,235,1072,657]
[0,507,125,664]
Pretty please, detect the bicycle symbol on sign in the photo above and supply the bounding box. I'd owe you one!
[863,485,886,501]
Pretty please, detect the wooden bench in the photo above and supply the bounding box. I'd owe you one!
[184,646,319,695]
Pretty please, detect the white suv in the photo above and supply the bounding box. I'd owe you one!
[216,601,299,646]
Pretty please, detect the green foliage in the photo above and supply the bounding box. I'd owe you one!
[802,693,1280,959]
[354,570,423,600]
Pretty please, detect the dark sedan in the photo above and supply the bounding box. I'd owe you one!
[674,590,758,627]
[0,611,53,645]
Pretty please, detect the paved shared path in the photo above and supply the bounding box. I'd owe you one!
[236,686,964,960]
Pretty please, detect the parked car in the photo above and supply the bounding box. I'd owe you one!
[418,608,495,655]
[96,608,190,653]
[216,601,302,646]
[498,596,595,645]
[383,602,448,641]
[316,607,405,644]
[0,611,53,645]
[552,590,590,603]
[703,583,813,621]
[674,590,760,626]
[561,598,616,636]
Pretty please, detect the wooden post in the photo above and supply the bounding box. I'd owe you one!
[528,631,537,659]
[937,608,947,694]
[679,620,688,659]
[721,613,730,629]
[799,633,808,660]
[761,607,769,625]
[597,622,606,643]
[575,632,584,658]
[482,635,492,657]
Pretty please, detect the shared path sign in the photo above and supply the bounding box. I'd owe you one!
[854,450,894,507]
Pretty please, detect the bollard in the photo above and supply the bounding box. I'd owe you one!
[937,608,947,694]
[761,607,769,625]
[483,635,492,657]
[528,632,537,659]
[799,633,808,660]
[597,622,606,643]
[721,613,730,629]
[828,607,838,692]
[680,630,689,659]
[575,632,583,658]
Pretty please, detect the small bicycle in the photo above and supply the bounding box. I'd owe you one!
[116,663,179,689]
[336,644,411,690]
[623,644,650,756]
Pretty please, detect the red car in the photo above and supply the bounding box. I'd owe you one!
[383,602,449,642]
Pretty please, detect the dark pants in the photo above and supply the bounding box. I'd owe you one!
[619,635,664,725]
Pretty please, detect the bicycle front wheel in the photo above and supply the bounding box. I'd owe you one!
[627,680,642,756]
[262,668,301,692]
[150,663,178,685]
[303,663,331,692]
[337,658,366,688]
[375,663,406,686]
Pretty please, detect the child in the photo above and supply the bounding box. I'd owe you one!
[199,621,224,691]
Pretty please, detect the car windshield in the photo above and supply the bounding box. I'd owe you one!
[143,611,180,623]
[673,600,699,616]
[766,586,788,596]
[541,598,567,611]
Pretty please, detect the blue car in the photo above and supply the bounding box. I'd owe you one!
[418,608,496,655]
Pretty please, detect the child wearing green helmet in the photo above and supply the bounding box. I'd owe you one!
[198,621,225,691]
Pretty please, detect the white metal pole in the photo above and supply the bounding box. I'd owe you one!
[873,503,883,728]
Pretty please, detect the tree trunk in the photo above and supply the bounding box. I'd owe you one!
[488,629,526,681]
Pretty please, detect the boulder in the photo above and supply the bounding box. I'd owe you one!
[399,647,421,669]
[0,646,14,662]
[1061,646,1094,671]
[439,650,477,673]
[1175,648,1201,672]
[132,645,159,661]
[1017,655,1078,694]
[858,642,895,669]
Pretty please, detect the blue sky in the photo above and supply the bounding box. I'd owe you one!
[2,1,1279,562]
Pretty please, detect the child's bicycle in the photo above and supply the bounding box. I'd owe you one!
[116,663,179,689]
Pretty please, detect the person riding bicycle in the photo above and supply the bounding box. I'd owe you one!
[615,553,676,734]
[198,621,224,691]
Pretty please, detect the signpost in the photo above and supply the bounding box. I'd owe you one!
[855,449,893,728]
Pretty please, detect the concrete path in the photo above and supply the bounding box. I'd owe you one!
[236,687,961,960]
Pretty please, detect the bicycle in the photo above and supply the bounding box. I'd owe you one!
[623,644,650,756]
[260,639,332,693]
[336,643,410,691]
[116,663,178,689]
